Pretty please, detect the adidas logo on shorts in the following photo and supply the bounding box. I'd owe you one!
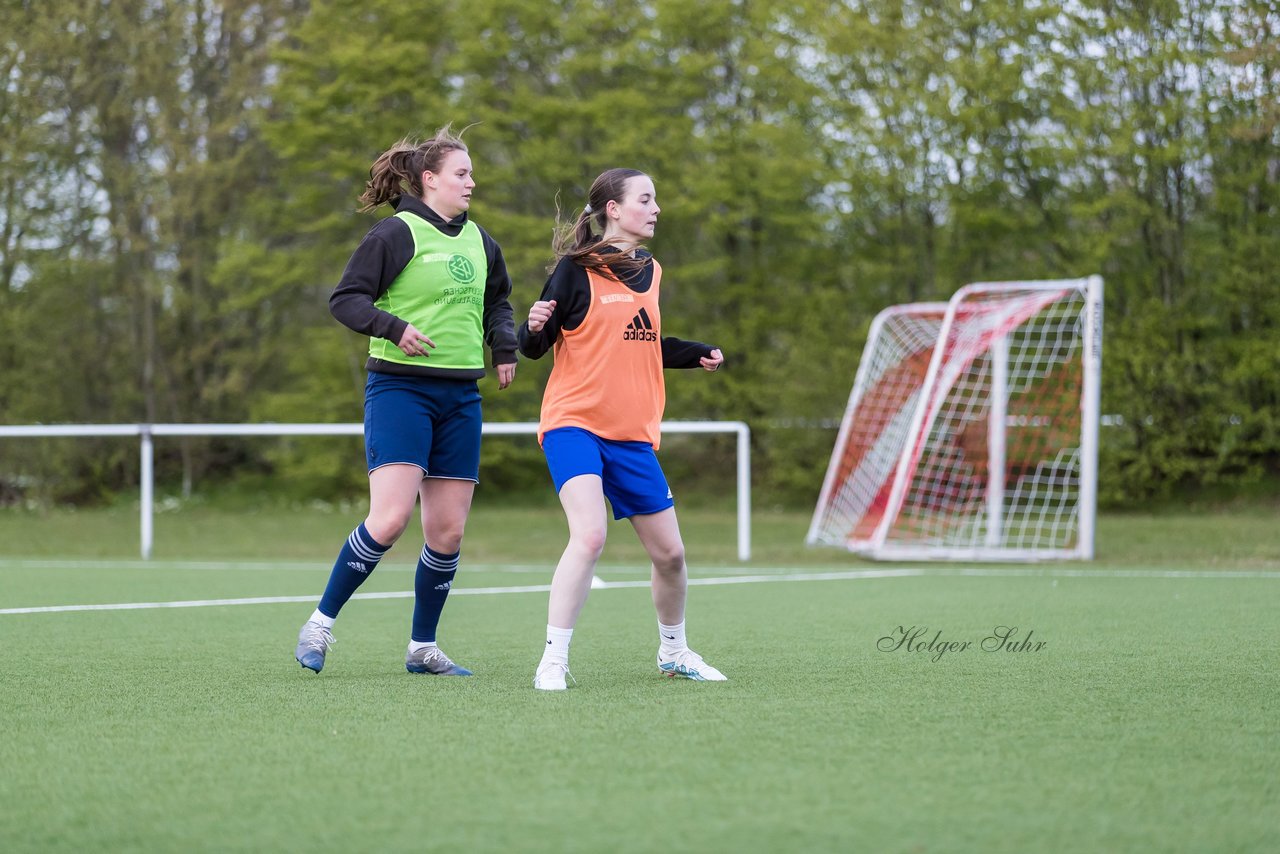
[623,307,657,342]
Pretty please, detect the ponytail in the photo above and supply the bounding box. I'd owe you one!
[358,125,469,212]
[551,168,651,276]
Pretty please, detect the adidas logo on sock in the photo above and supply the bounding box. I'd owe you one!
[347,561,369,574]
[434,581,452,591]
[622,307,657,341]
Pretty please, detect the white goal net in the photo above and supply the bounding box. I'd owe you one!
[807,277,1103,561]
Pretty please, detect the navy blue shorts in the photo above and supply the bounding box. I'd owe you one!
[542,427,674,520]
[363,372,482,481]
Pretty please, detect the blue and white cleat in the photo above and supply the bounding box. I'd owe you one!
[405,644,473,676]
[295,620,336,673]
[657,648,727,681]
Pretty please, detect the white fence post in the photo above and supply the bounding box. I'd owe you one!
[140,426,154,561]
[737,423,751,561]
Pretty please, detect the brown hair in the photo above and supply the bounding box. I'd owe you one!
[551,168,652,276]
[358,125,469,212]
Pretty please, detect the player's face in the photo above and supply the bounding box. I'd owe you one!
[423,149,475,220]
[606,175,660,247]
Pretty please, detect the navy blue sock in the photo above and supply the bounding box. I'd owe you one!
[317,523,391,618]
[411,544,460,643]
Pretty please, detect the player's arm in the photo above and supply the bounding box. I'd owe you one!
[518,259,590,359]
[329,218,433,356]
[478,226,518,388]
[662,337,723,371]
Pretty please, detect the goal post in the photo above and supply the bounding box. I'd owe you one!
[808,276,1103,561]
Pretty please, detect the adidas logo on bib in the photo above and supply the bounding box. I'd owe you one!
[623,307,657,342]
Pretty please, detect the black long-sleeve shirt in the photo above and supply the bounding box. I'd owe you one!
[330,195,518,379]
[517,250,715,368]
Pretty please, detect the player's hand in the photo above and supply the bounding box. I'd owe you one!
[397,324,436,357]
[497,362,516,390]
[527,299,557,333]
[700,348,724,372]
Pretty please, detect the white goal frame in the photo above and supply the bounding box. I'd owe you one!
[807,276,1103,562]
[0,421,752,561]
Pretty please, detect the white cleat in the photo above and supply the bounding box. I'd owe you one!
[534,659,574,691]
[657,648,727,681]
[295,620,336,673]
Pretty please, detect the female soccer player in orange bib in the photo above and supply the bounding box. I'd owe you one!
[518,168,726,690]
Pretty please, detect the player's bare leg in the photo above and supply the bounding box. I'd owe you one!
[631,509,726,682]
[535,474,607,689]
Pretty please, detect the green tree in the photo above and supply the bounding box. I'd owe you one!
[4,0,1276,508]
[1,0,305,500]
[255,0,836,498]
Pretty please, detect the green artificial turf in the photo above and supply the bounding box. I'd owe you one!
[2,499,1277,852]
[1,496,1278,568]
[1,516,1277,853]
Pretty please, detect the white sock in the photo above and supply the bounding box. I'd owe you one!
[408,640,437,653]
[543,624,573,664]
[658,620,687,654]
[310,609,335,629]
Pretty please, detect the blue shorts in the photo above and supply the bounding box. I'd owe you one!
[542,427,674,520]
[363,372,482,481]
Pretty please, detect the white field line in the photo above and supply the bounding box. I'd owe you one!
[3,557,1276,577]
[0,559,789,575]
[0,566,1276,616]
[0,559,560,572]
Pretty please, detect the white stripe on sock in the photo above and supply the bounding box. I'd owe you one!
[420,546,460,572]
[348,530,387,562]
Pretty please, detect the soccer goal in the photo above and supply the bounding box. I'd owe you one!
[807,276,1103,561]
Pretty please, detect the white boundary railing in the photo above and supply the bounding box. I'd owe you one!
[0,421,752,561]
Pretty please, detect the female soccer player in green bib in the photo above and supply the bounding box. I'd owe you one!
[294,126,518,677]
